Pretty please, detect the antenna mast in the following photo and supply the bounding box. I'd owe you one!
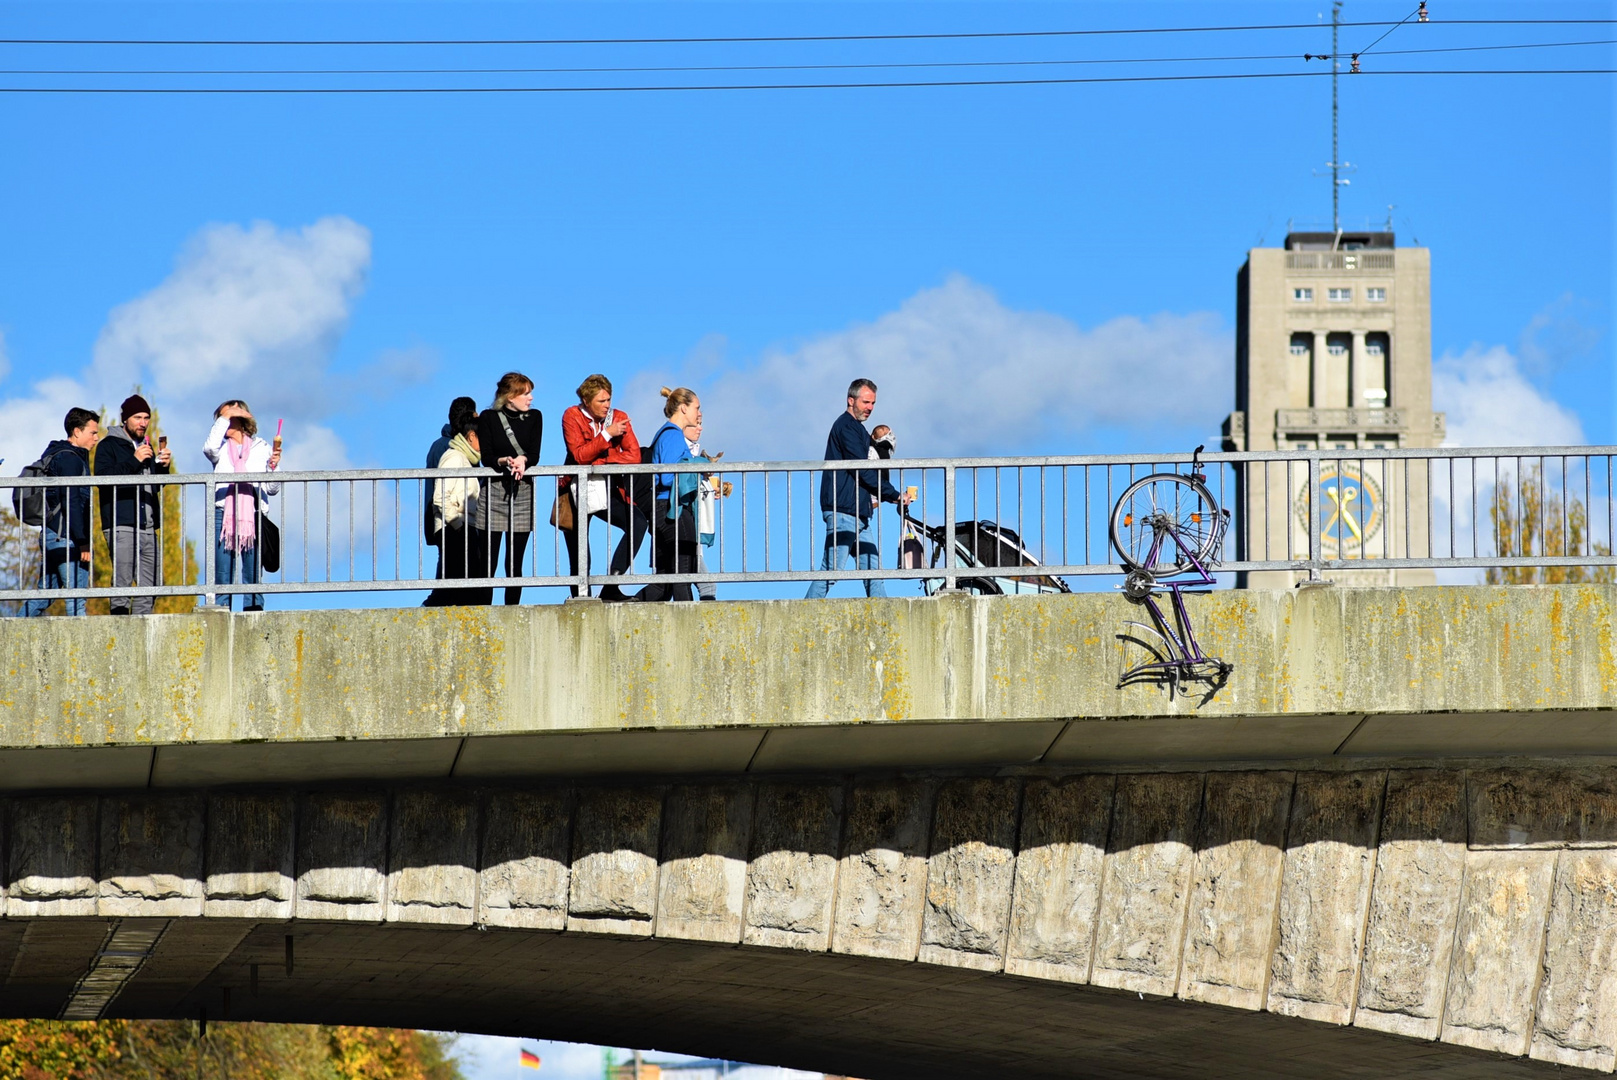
[1331,0,1341,232]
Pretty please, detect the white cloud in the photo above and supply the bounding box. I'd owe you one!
[626,275,1229,460]
[0,216,422,476]
[1433,344,1585,448]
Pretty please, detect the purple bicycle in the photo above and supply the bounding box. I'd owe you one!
[1109,446,1234,696]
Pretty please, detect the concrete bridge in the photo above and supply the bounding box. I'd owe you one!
[1,586,1615,1078]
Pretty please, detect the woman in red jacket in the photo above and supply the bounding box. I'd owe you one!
[561,373,648,601]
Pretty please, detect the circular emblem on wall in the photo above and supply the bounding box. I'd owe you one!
[1296,466,1384,555]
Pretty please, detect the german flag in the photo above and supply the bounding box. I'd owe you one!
[519,1048,541,1069]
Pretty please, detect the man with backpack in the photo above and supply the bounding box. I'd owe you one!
[94,394,173,615]
[20,407,99,617]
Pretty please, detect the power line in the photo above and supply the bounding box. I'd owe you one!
[0,19,1613,48]
[0,69,1609,94]
[1355,4,1427,59]
[4,39,1610,78]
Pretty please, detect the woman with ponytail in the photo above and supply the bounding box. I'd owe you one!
[632,387,701,603]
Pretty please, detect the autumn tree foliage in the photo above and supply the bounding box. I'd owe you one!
[1486,463,1615,585]
[0,1020,462,1080]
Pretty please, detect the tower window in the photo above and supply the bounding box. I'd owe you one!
[1327,287,1352,303]
[1292,286,1314,302]
[1366,286,1387,302]
[1290,339,1310,356]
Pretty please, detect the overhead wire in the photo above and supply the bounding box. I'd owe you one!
[0,18,1613,47]
[1355,4,1428,59]
[2,38,1611,77]
[0,69,1610,94]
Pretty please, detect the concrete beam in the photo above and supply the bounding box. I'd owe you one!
[0,586,1612,784]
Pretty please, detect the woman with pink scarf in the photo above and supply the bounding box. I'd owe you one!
[202,399,281,611]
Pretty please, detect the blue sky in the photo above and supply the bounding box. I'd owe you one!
[0,0,1611,480]
[0,0,1610,1069]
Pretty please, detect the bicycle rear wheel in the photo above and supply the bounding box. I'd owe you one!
[1109,473,1221,574]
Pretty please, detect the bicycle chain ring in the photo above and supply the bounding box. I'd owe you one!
[1122,568,1157,600]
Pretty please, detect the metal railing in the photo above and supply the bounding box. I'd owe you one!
[1,446,1613,609]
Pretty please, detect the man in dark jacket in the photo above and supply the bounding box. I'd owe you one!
[94,394,173,615]
[805,378,911,599]
[23,407,99,617]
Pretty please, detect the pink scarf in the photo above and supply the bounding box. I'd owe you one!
[221,436,257,553]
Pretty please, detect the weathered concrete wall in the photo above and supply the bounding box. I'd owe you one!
[7,766,1617,1073]
[0,586,1613,785]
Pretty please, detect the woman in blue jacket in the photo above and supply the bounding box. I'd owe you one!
[632,387,701,603]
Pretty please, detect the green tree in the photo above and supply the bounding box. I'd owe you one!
[1487,463,1615,585]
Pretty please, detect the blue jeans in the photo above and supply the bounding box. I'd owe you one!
[23,529,88,616]
[805,511,886,599]
[215,507,263,611]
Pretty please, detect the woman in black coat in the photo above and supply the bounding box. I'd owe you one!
[475,372,542,605]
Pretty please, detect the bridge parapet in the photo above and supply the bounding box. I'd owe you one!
[1,585,1614,789]
[5,765,1615,1075]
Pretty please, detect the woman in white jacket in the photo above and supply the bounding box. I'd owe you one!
[202,400,281,611]
[425,403,487,606]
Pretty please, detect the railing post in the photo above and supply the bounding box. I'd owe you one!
[943,464,958,592]
[203,478,217,606]
[1305,452,1324,584]
[574,466,591,598]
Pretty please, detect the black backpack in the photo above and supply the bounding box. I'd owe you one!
[11,450,63,527]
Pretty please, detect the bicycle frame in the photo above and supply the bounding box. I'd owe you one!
[1116,452,1233,696]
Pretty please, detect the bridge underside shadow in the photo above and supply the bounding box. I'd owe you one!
[0,918,1559,1080]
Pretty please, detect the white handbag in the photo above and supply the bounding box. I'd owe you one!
[580,476,610,517]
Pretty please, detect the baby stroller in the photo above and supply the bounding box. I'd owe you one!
[900,515,1073,596]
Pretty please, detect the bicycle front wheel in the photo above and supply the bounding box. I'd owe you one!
[1109,473,1221,575]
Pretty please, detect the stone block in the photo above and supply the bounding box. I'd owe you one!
[1469,768,1577,848]
[1530,849,1617,1071]
[479,788,572,930]
[296,791,388,921]
[6,795,98,916]
[1267,770,1384,1024]
[657,784,754,944]
[1005,774,1114,983]
[742,782,843,952]
[387,788,478,926]
[1567,768,1617,849]
[1441,848,1557,1056]
[919,777,1019,971]
[98,793,204,917]
[1179,771,1293,1010]
[204,791,296,919]
[1355,770,1466,1040]
[831,779,934,961]
[1092,772,1203,996]
[568,787,662,935]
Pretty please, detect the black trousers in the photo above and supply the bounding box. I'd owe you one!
[563,487,649,598]
[484,528,531,606]
[425,524,489,606]
[635,498,697,603]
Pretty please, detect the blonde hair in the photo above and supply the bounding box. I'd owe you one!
[576,374,613,404]
[660,386,698,419]
[492,372,535,411]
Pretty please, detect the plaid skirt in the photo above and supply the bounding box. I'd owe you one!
[475,479,535,533]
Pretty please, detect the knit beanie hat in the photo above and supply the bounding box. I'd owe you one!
[120,394,152,422]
